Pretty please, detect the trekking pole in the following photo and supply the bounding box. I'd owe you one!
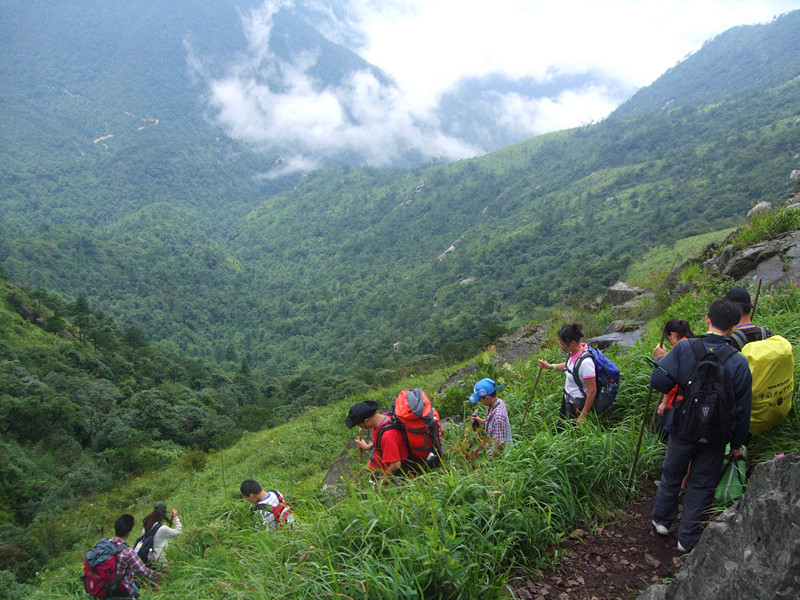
[628,384,654,497]
[358,429,364,490]
[519,365,544,429]
[751,278,763,319]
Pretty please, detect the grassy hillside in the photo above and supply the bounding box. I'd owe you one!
[8,261,800,599]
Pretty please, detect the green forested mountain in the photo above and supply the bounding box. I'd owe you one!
[614,9,800,116]
[2,8,800,380]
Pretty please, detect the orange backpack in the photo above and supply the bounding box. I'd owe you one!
[392,388,443,470]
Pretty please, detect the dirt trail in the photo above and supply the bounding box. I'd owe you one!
[513,480,686,600]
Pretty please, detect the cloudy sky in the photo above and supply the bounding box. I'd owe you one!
[204,0,800,173]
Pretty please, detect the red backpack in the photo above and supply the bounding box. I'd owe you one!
[84,538,124,598]
[375,389,443,472]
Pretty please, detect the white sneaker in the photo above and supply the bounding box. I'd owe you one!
[677,541,689,552]
[652,520,669,536]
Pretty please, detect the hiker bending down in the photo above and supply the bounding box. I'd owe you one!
[241,479,295,531]
[539,323,596,424]
[469,378,512,455]
[347,401,409,478]
[110,514,160,598]
[138,502,182,566]
[650,299,752,553]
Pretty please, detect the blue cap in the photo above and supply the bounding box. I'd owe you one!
[469,378,504,403]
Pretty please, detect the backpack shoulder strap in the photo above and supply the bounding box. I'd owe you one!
[762,326,772,339]
[688,337,707,361]
[714,342,737,365]
[729,329,747,351]
[567,348,592,398]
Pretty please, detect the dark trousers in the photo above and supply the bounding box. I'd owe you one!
[652,435,725,550]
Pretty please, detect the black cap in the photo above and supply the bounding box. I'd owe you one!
[724,287,751,305]
[345,401,379,429]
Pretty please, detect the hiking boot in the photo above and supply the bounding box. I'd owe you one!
[677,541,690,552]
[652,520,669,536]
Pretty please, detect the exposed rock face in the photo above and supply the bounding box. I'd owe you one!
[708,230,800,286]
[637,450,800,600]
[491,323,549,366]
[604,281,646,305]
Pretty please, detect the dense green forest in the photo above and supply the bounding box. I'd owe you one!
[0,269,370,543]
[2,8,800,380]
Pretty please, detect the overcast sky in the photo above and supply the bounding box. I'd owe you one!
[204,0,800,173]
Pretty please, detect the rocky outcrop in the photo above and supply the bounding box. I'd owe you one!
[706,230,800,287]
[637,450,800,600]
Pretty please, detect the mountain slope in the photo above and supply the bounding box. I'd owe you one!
[613,9,800,116]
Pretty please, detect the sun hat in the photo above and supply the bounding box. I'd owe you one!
[469,378,504,403]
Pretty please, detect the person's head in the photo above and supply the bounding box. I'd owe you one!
[557,323,583,352]
[345,401,380,429]
[143,502,170,532]
[469,378,504,405]
[662,319,695,345]
[724,287,752,317]
[114,514,135,538]
[241,479,265,505]
[706,299,741,335]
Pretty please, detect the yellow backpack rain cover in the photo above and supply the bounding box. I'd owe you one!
[741,335,794,436]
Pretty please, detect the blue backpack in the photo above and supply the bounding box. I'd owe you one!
[571,346,621,414]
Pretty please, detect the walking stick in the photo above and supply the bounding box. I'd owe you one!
[520,365,544,429]
[358,429,364,490]
[750,278,763,319]
[628,384,655,497]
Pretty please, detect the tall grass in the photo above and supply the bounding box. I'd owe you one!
[731,206,800,248]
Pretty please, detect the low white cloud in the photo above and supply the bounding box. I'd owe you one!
[199,0,800,170]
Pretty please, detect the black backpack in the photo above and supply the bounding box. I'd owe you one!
[673,339,737,445]
[133,522,161,565]
[729,326,772,351]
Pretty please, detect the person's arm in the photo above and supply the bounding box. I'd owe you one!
[355,438,374,451]
[650,344,682,394]
[385,460,402,475]
[161,514,182,537]
[539,358,566,372]
[730,360,753,453]
[578,377,597,423]
[127,548,159,583]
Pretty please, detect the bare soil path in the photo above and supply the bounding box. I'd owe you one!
[513,480,687,600]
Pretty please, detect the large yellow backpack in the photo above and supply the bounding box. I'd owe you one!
[739,335,794,435]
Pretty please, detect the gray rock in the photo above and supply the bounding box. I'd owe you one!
[637,450,800,600]
[604,281,646,305]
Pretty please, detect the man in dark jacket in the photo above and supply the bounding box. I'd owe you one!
[650,299,752,552]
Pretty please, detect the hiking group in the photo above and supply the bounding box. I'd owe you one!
[83,284,791,597]
[649,287,792,552]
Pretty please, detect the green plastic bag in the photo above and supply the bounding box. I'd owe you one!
[715,444,746,506]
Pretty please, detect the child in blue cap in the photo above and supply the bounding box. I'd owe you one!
[470,378,512,454]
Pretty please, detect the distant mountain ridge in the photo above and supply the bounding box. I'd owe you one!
[1,6,800,376]
[613,9,800,117]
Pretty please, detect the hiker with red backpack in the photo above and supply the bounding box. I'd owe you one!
[84,514,159,599]
[240,479,295,530]
[348,400,409,478]
[347,391,443,479]
[649,299,752,552]
[469,378,512,455]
